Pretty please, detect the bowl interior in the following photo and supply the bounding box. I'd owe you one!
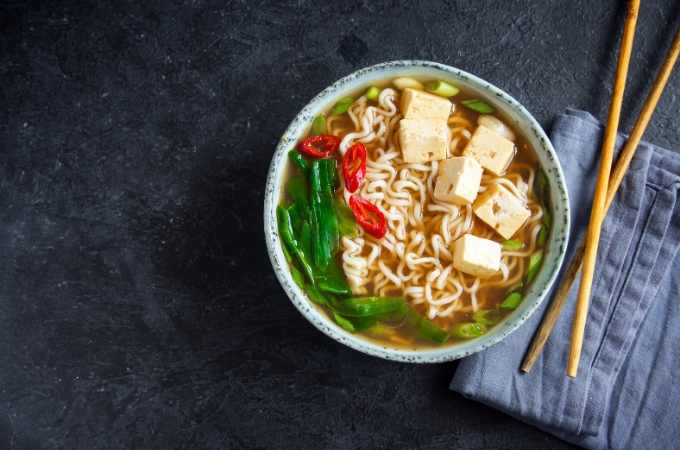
[264,60,570,363]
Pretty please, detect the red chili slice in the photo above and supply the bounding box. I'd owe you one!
[349,195,387,239]
[297,134,340,159]
[342,143,367,193]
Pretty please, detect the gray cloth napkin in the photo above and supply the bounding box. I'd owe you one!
[451,109,680,450]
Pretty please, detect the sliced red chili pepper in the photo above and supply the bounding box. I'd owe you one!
[297,135,340,159]
[349,195,387,239]
[342,143,367,193]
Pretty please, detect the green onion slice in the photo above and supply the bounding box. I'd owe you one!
[501,292,523,310]
[311,115,327,135]
[472,309,503,326]
[502,239,524,251]
[365,86,381,101]
[451,322,487,339]
[525,250,544,283]
[461,99,495,114]
[331,96,354,115]
[426,80,460,97]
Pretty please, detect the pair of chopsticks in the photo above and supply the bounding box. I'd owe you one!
[521,0,680,377]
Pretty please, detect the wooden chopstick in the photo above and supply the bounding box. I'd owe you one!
[567,0,640,378]
[521,22,680,374]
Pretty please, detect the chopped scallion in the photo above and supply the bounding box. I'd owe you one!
[543,209,552,228]
[311,115,327,135]
[534,169,549,202]
[461,99,495,114]
[502,239,524,251]
[472,309,503,326]
[426,80,460,97]
[451,322,487,339]
[501,292,522,310]
[525,250,543,283]
[331,96,354,115]
[365,86,381,101]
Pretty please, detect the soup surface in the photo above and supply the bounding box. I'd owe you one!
[278,77,550,349]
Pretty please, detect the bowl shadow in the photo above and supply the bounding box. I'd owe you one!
[152,142,322,356]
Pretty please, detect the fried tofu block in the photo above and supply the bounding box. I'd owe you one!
[434,156,483,205]
[452,234,501,278]
[400,88,452,121]
[463,125,516,175]
[398,118,449,163]
[473,184,531,239]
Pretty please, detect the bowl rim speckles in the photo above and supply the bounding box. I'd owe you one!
[263,60,570,363]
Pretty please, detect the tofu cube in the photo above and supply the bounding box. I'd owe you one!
[398,118,449,163]
[401,88,453,121]
[452,234,501,278]
[463,125,516,175]
[434,156,483,205]
[473,184,531,239]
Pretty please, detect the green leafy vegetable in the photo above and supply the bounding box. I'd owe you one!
[316,260,351,296]
[332,296,407,318]
[287,176,309,211]
[406,308,449,343]
[276,205,315,284]
[281,241,292,263]
[289,150,309,173]
[348,315,379,332]
[290,265,305,289]
[309,161,335,269]
[451,322,487,339]
[461,99,495,114]
[501,292,523,310]
[331,96,354,115]
[319,157,338,192]
[335,199,358,237]
[426,80,460,97]
[333,312,355,332]
[307,284,329,305]
[318,159,339,255]
[286,202,304,232]
[300,221,313,260]
[502,239,524,251]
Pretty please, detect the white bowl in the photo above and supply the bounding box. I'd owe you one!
[264,61,570,363]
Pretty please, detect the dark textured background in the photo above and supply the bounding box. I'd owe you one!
[1,0,679,449]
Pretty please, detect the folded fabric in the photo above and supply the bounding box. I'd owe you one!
[450,109,680,450]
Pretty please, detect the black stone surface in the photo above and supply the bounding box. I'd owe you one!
[1,1,679,449]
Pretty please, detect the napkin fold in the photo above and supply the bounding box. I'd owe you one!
[451,109,680,450]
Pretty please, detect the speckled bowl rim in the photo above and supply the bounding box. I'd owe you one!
[264,60,570,363]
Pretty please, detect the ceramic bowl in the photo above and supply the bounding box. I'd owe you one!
[263,60,570,363]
